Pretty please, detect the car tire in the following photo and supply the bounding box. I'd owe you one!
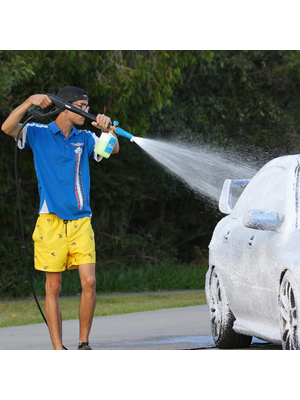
[279,271,300,350]
[208,269,252,349]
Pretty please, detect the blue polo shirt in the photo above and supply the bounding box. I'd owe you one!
[18,121,102,220]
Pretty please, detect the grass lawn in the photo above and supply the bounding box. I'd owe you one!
[0,291,207,328]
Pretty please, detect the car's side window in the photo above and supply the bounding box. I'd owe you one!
[232,167,287,220]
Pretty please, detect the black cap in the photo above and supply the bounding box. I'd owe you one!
[56,86,89,103]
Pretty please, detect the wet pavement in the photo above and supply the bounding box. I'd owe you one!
[0,304,282,350]
[93,336,281,350]
[93,335,214,350]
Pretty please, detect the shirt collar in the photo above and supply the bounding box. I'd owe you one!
[49,121,80,136]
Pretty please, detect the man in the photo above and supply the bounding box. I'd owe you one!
[1,86,119,350]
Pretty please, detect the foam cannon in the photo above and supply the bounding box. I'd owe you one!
[109,121,133,141]
[94,121,134,158]
[28,93,134,158]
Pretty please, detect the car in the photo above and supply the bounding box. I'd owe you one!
[205,154,300,350]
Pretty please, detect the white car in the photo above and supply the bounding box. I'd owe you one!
[205,154,300,350]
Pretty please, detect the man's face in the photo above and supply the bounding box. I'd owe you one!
[70,98,89,126]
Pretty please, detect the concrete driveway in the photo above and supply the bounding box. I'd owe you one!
[0,305,211,350]
[0,304,281,350]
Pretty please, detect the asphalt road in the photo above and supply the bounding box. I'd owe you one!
[0,304,281,350]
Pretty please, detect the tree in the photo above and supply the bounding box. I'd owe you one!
[2,50,188,132]
[1,50,300,298]
[0,51,35,114]
[150,50,300,154]
[0,50,209,297]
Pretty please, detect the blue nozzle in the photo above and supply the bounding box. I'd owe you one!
[113,121,133,141]
[115,127,133,140]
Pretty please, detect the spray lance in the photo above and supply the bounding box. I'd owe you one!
[28,94,134,158]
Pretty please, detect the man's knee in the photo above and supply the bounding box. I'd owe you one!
[79,264,96,293]
[81,275,96,292]
[45,273,62,297]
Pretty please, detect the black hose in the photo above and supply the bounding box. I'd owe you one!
[15,118,67,350]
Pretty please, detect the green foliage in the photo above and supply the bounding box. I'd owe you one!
[0,51,35,114]
[151,50,300,154]
[1,50,300,299]
[2,50,188,135]
[28,264,207,298]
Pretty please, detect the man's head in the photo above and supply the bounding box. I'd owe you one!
[56,86,89,126]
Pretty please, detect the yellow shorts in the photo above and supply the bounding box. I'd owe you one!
[32,213,96,272]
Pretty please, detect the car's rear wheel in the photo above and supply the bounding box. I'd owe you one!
[279,272,300,350]
[209,269,252,349]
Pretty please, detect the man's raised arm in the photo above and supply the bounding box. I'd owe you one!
[1,94,52,138]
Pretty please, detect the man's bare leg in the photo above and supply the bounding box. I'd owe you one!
[45,272,63,350]
[78,263,96,344]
